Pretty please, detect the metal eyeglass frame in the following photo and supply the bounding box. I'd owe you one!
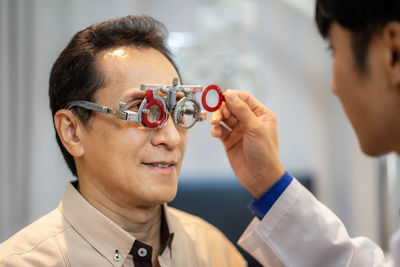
[64,77,211,129]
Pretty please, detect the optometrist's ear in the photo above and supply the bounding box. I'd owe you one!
[383,22,400,87]
[54,110,85,157]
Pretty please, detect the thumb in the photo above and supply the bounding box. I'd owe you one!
[225,90,258,129]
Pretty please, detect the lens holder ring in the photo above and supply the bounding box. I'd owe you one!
[139,92,168,128]
[202,84,224,112]
[173,95,201,130]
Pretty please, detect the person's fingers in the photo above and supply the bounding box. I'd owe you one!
[210,104,237,130]
[211,124,231,141]
[216,103,237,129]
[210,110,223,125]
[211,124,222,137]
[211,124,244,154]
[231,90,263,109]
[224,90,259,129]
[220,102,232,119]
[225,89,273,117]
[222,115,237,130]
[210,103,233,123]
[223,128,243,151]
[212,90,272,134]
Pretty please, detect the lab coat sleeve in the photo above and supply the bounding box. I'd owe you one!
[238,178,391,267]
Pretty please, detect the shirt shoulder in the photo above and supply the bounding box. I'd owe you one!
[167,206,222,232]
[0,208,70,266]
[167,206,247,267]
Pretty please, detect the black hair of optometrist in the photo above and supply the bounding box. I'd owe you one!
[49,15,182,177]
[316,0,400,72]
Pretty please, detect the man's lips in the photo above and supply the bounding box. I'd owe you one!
[142,161,177,174]
[141,161,177,168]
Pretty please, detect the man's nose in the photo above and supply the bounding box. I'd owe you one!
[150,114,182,149]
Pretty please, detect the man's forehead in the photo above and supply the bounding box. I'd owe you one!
[97,46,177,82]
[93,47,179,104]
[103,47,129,61]
[99,46,140,61]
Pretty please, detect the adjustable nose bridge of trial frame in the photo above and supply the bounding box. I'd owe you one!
[167,77,179,113]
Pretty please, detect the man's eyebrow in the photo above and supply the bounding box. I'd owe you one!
[121,90,146,102]
[121,89,186,103]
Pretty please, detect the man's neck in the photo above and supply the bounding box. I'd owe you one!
[77,178,162,263]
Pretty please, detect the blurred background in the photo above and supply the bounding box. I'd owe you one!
[1,0,400,265]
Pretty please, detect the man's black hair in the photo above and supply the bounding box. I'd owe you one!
[316,0,400,70]
[49,15,181,177]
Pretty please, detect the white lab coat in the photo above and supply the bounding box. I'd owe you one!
[238,178,400,266]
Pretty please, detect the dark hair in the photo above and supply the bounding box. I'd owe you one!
[49,15,181,177]
[316,0,400,70]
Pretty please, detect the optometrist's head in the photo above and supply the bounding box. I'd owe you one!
[50,16,186,206]
[316,0,400,156]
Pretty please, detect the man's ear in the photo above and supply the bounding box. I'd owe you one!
[54,110,85,157]
[383,22,400,87]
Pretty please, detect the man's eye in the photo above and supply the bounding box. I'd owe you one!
[127,99,143,112]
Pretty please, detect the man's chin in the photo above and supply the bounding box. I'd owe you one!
[141,189,178,206]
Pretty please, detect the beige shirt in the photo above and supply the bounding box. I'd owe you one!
[0,183,246,267]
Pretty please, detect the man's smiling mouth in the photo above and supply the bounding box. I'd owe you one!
[142,161,177,168]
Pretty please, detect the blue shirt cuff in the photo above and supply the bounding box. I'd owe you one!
[247,172,293,220]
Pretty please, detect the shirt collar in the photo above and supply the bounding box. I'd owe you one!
[58,182,174,265]
[160,205,174,254]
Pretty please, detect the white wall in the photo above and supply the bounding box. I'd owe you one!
[0,0,383,247]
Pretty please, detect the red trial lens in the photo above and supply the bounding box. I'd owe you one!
[142,90,166,128]
[201,84,225,112]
